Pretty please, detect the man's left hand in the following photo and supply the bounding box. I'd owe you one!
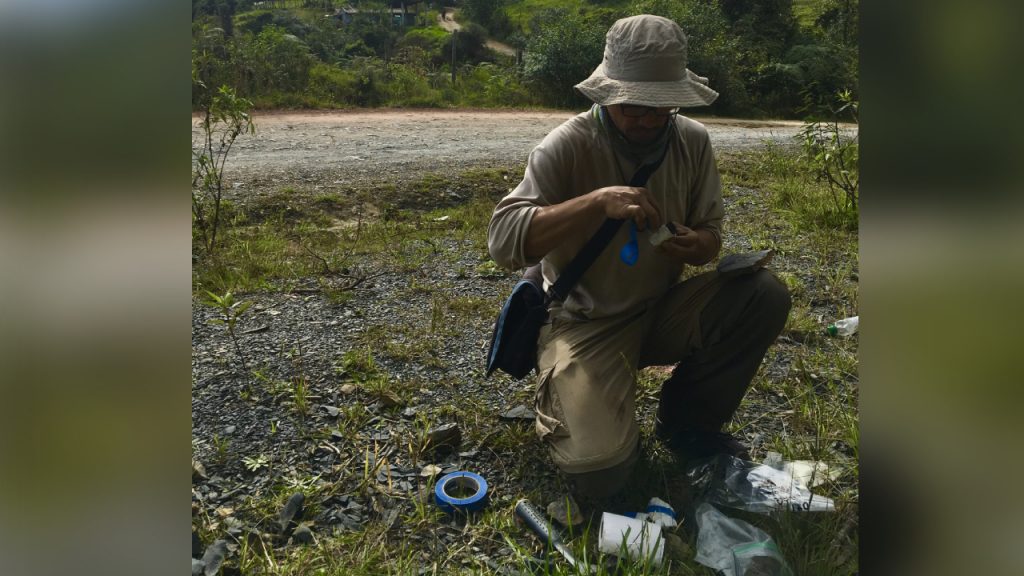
[657,223,718,266]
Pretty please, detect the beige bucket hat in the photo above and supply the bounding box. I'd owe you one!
[575,14,719,108]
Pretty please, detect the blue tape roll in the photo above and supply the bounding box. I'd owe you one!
[434,471,488,514]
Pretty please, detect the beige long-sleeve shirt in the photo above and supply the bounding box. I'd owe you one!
[487,108,724,321]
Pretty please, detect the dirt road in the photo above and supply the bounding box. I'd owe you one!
[206,109,806,196]
[437,9,517,56]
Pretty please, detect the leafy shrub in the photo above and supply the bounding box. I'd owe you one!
[383,64,446,107]
[785,43,856,116]
[397,27,451,68]
[457,63,535,107]
[232,25,314,95]
[751,61,805,117]
[799,90,858,218]
[522,9,606,108]
[235,8,310,37]
[192,85,255,254]
[306,63,359,105]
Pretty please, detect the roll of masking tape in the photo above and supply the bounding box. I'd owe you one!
[434,471,488,514]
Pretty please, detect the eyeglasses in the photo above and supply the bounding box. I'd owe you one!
[619,104,680,118]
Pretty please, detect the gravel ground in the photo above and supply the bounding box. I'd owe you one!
[191,110,857,571]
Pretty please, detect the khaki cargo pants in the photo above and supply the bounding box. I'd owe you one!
[534,269,791,480]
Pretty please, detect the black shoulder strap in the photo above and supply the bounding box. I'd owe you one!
[547,140,672,303]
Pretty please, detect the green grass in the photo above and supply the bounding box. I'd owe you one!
[193,150,858,574]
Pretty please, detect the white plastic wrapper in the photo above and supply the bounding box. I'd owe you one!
[687,454,836,513]
[649,224,675,246]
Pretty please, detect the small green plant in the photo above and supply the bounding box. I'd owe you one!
[242,454,270,473]
[338,347,379,382]
[429,296,445,334]
[799,90,859,214]
[204,290,253,378]
[475,260,503,278]
[283,472,323,494]
[192,83,255,255]
[211,434,230,466]
[291,375,310,416]
[286,345,311,417]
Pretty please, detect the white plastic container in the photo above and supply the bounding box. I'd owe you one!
[598,512,664,567]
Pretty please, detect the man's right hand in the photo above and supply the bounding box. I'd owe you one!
[593,186,663,231]
[523,185,662,260]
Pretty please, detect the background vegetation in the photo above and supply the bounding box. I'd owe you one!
[192,0,857,118]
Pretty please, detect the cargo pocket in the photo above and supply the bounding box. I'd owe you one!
[534,366,569,440]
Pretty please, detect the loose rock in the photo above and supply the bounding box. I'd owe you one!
[664,532,692,563]
[425,423,461,451]
[201,539,228,576]
[279,493,305,535]
[291,523,315,545]
[377,390,403,408]
[500,404,535,420]
[547,495,583,528]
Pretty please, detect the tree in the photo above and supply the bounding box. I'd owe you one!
[461,0,512,39]
[720,0,797,59]
[817,0,858,48]
[523,10,606,108]
[232,26,314,95]
[192,0,237,36]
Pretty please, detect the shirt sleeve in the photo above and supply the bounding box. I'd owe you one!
[682,122,724,248]
[487,141,569,271]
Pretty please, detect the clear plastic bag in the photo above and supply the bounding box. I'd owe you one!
[694,502,794,576]
[687,454,835,513]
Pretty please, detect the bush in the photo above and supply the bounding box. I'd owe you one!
[461,0,513,39]
[522,9,606,108]
[383,64,446,107]
[452,22,491,64]
[397,27,451,68]
[232,25,314,95]
[306,63,360,106]
[799,90,858,219]
[750,61,805,117]
[235,8,310,37]
[456,63,535,107]
[192,24,237,109]
[785,42,856,116]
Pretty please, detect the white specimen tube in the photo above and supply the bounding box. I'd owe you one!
[598,512,664,566]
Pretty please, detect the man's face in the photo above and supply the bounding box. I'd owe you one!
[607,104,678,145]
